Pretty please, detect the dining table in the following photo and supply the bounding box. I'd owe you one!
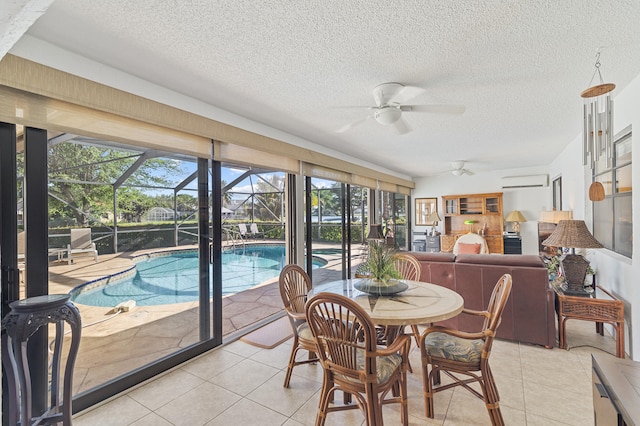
[308,278,464,327]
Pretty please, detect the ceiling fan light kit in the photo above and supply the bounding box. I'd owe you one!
[336,82,465,135]
[373,107,402,125]
[450,161,473,176]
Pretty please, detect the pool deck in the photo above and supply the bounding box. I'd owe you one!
[47,242,359,393]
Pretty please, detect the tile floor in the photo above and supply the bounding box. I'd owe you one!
[73,319,619,425]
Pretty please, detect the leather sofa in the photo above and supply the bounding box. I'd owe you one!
[408,252,555,348]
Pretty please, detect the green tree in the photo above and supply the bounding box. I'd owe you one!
[253,173,284,221]
[48,142,182,225]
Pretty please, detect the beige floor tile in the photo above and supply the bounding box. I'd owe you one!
[130,412,174,426]
[180,346,245,380]
[205,398,289,425]
[73,395,151,426]
[283,419,307,426]
[222,338,264,358]
[526,411,581,426]
[154,381,242,426]
[250,340,298,369]
[209,358,281,396]
[128,368,205,410]
[291,390,366,426]
[523,379,593,425]
[248,371,321,418]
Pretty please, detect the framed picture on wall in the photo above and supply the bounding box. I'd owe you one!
[415,198,437,226]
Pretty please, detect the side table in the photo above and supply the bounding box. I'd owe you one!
[1,294,82,425]
[553,284,625,358]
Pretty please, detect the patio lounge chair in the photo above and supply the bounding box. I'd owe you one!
[238,224,248,238]
[249,223,263,238]
[67,228,98,264]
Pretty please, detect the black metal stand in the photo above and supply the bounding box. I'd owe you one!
[1,295,81,425]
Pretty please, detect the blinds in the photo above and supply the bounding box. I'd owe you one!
[0,54,414,194]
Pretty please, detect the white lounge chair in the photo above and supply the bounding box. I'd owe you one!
[67,228,98,264]
[238,224,248,239]
[249,223,263,238]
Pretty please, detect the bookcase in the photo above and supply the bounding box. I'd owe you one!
[441,192,504,254]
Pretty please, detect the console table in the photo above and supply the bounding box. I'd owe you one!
[592,354,640,425]
[553,284,625,358]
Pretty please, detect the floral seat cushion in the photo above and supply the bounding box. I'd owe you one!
[336,349,402,385]
[424,332,484,363]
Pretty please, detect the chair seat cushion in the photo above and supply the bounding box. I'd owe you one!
[456,242,482,254]
[338,349,402,385]
[424,332,484,363]
[297,322,315,343]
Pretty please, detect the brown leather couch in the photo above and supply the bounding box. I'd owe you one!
[408,252,555,348]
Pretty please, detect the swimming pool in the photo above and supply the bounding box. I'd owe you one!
[70,245,327,307]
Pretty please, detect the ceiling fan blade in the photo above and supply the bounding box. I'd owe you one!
[391,117,411,135]
[336,116,370,133]
[408,105,466,115]
[462,169,475,176]
[392,85,426,104]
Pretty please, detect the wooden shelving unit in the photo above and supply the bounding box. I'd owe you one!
[441,192,504,253]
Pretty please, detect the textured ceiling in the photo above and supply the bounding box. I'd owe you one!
[14,0,640,178]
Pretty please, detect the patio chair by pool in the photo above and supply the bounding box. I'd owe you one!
[238,224,248,239]
[67,228,98,265]
[249,223,263,238]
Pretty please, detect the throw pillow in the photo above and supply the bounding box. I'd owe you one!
[457,242,482,254]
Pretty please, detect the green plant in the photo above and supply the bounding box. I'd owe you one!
[364,240,401,283]
[545,256,560,275]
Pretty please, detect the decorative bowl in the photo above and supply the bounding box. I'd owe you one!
[354,279,408,296]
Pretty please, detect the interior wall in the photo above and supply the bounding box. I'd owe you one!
[412,165,549,255]
[604,74,638,357]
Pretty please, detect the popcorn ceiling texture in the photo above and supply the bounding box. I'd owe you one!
[7,0,640,177]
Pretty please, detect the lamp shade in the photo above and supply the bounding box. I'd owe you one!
[538,210,573,224]
[367,224,384,240]
[541,220,603,249]
[427,211,441,223]
[589,181,605,201]
[505,210,527,223]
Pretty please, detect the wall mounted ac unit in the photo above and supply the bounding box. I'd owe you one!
[501,174,548,189]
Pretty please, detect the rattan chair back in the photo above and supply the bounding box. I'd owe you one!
[392,253,421,281]
[279,264,311,316]
[419,273,512,425]
[278,264,317,387]
[306,292,409,425]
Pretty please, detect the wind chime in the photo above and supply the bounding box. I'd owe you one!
[581,51,615,202]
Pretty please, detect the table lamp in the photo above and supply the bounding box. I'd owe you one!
[505,210,527,234]
[542,220,603,295]
[367,224,384,241]
[427,211,441,236]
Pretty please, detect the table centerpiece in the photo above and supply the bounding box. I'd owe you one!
[354,240,408,295]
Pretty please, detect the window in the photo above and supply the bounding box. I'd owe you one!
[593,129,632,257]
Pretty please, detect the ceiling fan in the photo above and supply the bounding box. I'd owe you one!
[336,82,465,135]
[450,161,474,176]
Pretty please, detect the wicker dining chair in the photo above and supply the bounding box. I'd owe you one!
[419,273,512,425]
[279,264,318,388]
[392,253,423,346]
[305,292,410,426]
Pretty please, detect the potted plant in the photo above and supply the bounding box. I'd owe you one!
[354,240,406,295]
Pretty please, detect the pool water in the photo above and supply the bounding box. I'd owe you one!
[71,245,327,307]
